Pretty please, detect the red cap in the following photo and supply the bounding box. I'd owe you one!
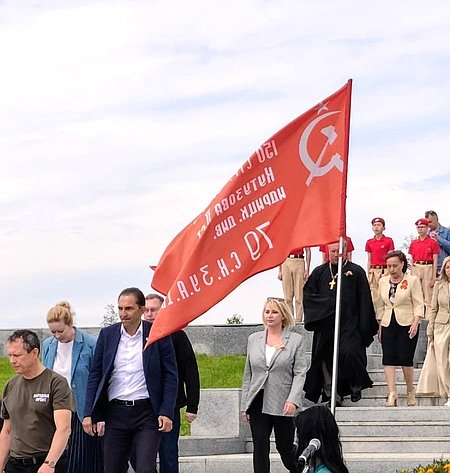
[371,217,385,226]
[415,218,429,226]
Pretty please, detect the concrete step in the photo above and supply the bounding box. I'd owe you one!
[342,436,450,453]
[305,387,444,407]
[340,396,442,407]
[356,381,437,398]
[334,382,446,407]
[179,436,244,456]
[305,352,383,369]
[337,407,450,455]
[243,406,450,454]
[335,406,450,422]
[177,453,450,473]
[338,420,450,437]
[368,368,421,382]
[244,435,450,455]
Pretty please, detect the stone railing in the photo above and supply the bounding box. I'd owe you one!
[0,324,269,356]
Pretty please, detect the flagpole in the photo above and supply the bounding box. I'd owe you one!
[330,79,352,414]
[330,235,344,415]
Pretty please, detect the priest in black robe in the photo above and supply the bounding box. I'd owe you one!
[303,241,378,403]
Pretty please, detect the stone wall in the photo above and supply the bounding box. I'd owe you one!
[0,325,312,356]
[0,324,423,365]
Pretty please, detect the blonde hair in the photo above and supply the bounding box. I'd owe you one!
[263,298,295,328]
[439,256,450,282]
[47,300,74,326]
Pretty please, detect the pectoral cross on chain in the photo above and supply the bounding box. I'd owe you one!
[329,277,337,290]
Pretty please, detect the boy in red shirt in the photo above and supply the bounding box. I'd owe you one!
[365,217,394,302]
[409,218,440,316]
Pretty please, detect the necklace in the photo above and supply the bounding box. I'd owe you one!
[329,261,347,290]
[389,276,402,284]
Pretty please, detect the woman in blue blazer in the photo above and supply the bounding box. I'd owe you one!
[241,297,306,473]
[43,301,103,473]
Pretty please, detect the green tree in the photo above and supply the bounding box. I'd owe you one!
[102,304,119,326]
[226,313,243,325]
[399,233,415,253]
[399,233,415,271]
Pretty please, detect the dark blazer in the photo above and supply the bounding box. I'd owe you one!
[84,321,178,422]
[171,330,200,413]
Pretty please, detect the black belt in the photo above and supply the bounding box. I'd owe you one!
[370,265,387,269]
[288,254,304,259]
[8,455,46,466]
[415,261,432,265]
[110,398,151,407]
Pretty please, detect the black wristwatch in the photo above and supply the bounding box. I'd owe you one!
[44,460,56,468]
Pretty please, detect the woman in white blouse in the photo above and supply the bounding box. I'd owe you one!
[43,301,104,473]
[241,297,306,473]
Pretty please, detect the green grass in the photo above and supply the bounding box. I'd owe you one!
[180,354,246,435]
[0,357,14,392]
[197,354,246,389]
[0,354,247,436]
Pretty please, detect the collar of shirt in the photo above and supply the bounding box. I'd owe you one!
[120,321,143,339]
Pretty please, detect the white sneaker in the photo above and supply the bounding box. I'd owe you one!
[444,399,450,407]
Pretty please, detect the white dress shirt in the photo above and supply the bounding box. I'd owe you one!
[108,323,149,401]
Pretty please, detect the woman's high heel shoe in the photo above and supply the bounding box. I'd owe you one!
[407,390,416,407]
[385,391,397,407]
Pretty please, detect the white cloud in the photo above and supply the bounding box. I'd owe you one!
[1,0,450,329]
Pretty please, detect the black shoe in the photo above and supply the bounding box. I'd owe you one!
[350,386,362,402]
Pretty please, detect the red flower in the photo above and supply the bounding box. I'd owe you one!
[401,280,408,290]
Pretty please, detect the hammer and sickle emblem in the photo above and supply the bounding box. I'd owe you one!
[299,111,344,186]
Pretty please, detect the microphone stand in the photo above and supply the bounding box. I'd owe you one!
[298,458,311,473]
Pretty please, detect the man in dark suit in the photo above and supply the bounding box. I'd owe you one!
[142,293,200,473]
[83,287,178,473]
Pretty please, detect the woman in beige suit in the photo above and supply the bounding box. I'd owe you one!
[241,297,306,473]
[376,250,424,407]
[417,256,450,405]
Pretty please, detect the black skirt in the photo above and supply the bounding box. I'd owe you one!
[381,311,419,366]
[67,414,104,473]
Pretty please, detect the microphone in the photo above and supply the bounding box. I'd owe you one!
[297,438,321,467]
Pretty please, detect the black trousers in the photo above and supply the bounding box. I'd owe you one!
[5,452,67,473]
[104,401,162,473]
[247,391,296,473]
[130,408,181,473]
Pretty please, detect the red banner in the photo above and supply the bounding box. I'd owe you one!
[148,80,352,344]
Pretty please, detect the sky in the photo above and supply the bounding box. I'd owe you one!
[2,0,450,329]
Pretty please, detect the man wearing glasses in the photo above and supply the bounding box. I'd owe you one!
[425,210,450,273]
[141,294,200,473]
